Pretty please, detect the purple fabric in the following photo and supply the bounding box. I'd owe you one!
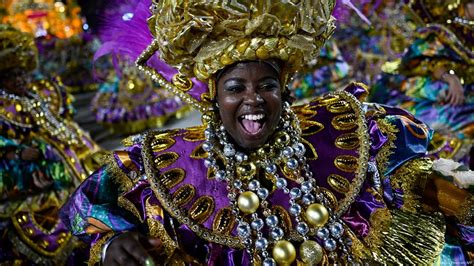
[368,119,389,156]
[458,224,474,248]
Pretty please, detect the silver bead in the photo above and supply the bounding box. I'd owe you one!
[235,152,245,162]
[270,227,284,240]
[301,181,313,192]
[204,128,214,139]
[266,215,279,227]
[289,187,302,199]
[265,164,277,174]
[204,158,215,168]
[257,188,269,200]
[255,238,269,250]
[263,258,276,266]
[237,223,251,237]
[293,143,306,157]
[317,228,330,240]
[286,158,298,169]
[282,147,294,158]
[215,170,226,181]
[324,238,337,251]
[296,222,309,235]
[248,180,260,191]
[233,180,242,189]
[276,178,287,189]
[223,144,236,157]
[202,142,213,152]
[289,204,302,215]
[330,222,344,238]
[251,218,264,230]
[302,194,315,205]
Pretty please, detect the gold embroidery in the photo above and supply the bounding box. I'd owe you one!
[212,208,236,234]
[88,232,114,266]
[311,95,340,106]
[154,152,179,169]
[335,133,359,150]
[190,143,208,159]
[272,206,292,234]
[375,118,398,178]
[331,113,357,131]
[118,196,143,222]
[151,137,176,152]
[327,174,350,194]
[301,139,318,160]
[319,188,338,209]
[327,100,351,114]
[160,168,186,189]
[334,155,358,173]
[172,73,193,91]
[172,184,196,207]
[183,126,206,142]
[146,198,179,258]
[293,104,317,120]
[189,196,215,224]
[301,120,325,136]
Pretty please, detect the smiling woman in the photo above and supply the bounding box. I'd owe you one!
[60,0,473,265]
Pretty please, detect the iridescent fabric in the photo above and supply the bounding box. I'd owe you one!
[60,85,472,264]
[289,40,352,100]
[371,25,474,147]
[0,79,101,264]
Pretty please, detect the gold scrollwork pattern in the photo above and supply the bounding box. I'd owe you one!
[327,174,351,194]
[212,208,236,235]
[334,155,358,173]
[331,113,357,131]
[172,184,196,207]
[327,100,352,114]
[154,152,179,169]
[335,133,359,150]
[159,168,186,189]
[151,137,176,152]
[183,126,206,142]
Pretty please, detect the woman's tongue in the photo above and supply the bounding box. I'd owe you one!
[241,119,261,134]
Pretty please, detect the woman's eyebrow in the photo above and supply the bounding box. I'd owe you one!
[223,78,246,85]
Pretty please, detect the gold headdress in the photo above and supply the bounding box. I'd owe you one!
[137,0,336,112]
[0,24,38,72]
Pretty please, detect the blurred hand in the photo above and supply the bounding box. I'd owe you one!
[32,171,53,189]
[444,74,465,106]
[104,231,162,266]
[20,147,41,161]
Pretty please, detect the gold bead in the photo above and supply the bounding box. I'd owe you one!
[15,104,22,112]
[272,240,296,265]
[237,191,260,214]
[236,162,257,180]
[305,203,329,227]
[274,132,290,148]
[300,240,323,264]
[257,145,274,158]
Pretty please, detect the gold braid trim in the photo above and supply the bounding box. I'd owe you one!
[145,201,178,257]
[371,210,445,264]
[375,118,399,179]
[118,196,143,223]
[88,232,115,266]
[390,157,433,212]
[456,195,474,225]
[104,152,134,192]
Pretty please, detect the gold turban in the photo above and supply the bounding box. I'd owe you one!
[0,24,38,72]
[137,0,336,112]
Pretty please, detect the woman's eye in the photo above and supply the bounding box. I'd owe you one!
[225,85,244,92]
[260,83,278,91]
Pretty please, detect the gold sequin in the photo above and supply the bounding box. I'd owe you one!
[301,120,325,136]
[331,113,357,131]
[154,152,179,169]
[212,208,236,234]
[172,184,196,207]
[189,196,215,224]
[335,133,359,150]
[327,100,351,113]
[151,137,176,152]
[334,155,358,172]
[327,174,350,194]
[159,168,186,189]
[319,188,338,209]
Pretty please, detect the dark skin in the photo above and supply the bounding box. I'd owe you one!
[216,61,283,150]
[104,61,284,264]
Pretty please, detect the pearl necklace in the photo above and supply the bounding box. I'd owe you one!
[0,89,80,146]
[202,103,353,265]
[453,16,474,26]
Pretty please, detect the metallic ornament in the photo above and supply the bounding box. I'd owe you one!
[305,203,329,227]
[237,191,260,214]
[272,240,296,265]
[300,240,323,264]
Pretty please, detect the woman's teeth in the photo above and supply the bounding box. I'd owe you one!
[241,114,265,121]
[240,114,265,134]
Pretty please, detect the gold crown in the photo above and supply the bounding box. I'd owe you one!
[0,24,38,72]
[138,0,336,111]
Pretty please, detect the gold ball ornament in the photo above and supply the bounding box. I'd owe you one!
[272,240,296,265]
[305,203,329,227]
[300,240,323,264]
[237,191,260,214]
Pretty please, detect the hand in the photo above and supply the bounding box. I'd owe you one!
[104,231,162,266]
[443,74,465,106]
[32,171,54,189]
[20,147,41,161]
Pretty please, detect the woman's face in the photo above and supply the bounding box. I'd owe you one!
[216,61,282,150]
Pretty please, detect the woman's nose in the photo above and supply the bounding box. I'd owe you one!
[243,88,264,105]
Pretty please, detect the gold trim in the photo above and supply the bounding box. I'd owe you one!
[118,196,143,222]
[146,198,179,257]
[301,139,318,160]
[88,232,114,266]
[375,118,399,178]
